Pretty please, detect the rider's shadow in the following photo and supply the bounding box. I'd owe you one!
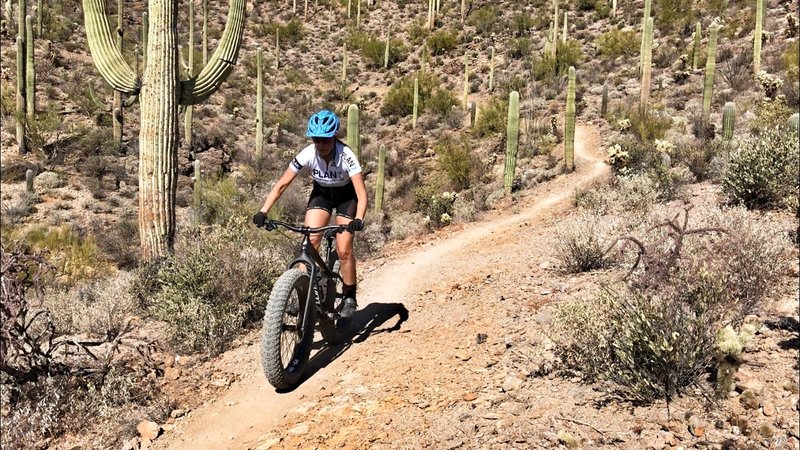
[289,302,409,390]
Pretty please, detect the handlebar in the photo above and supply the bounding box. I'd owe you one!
[259,220,350,235]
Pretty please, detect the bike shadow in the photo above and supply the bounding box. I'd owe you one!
[276,302,409,393]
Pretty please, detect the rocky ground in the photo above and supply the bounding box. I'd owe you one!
[61,125,795,450]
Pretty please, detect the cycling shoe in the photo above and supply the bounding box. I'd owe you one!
[339,297,358,320]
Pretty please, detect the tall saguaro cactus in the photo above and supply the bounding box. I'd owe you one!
[565,66,576,172]
[25,15,34,122]
[412,76,419,128]
[702,22,719,123]
[640,17,653,113]
[488,46,495,92]
[83,0,246,259]
[601,81,609,117]
[504,91,520,195]
[15,36,25,154]
[347,104,360,160]
[255,47,264,158]
[374,144,386,213]
[184,0,195,150]
[463,52,468,108]
[692,22,701,71]
[722,101,735,140]
[639,0,652,73]
[753,0,763,74]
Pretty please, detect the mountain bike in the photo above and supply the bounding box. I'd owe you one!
[257,219,354,390]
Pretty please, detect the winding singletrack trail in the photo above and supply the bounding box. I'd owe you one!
[155,124,609,450]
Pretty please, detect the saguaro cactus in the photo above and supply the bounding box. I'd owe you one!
[383,28,390,69]
[255,47,264,158]
[504,91,520,195]
[753,0,763,74]
[347,104,360,160]
[692,22,701,71]
[25,15,34,122]
[184,0,195,150]
[463,52,468,108]
[722,101,735,140]
[202,0,208,64]
[488,46,495,92]
[15,36,25,154]
[562,11,567,43]
[640,17,653,113]
[412,76,419,128]
[601,81,609,117]
[374,144,386,213]
[275,29,280,69]
[639,0,651,73]
[702,22,719,123]
[565,66,576,172]
[341,42,348,85]
[789,113,799,133]
[25,168,34,192]
[83,0,246,259]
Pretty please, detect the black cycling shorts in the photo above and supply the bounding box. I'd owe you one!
[307,181,358,219]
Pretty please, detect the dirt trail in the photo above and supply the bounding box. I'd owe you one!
[154,124,608,450]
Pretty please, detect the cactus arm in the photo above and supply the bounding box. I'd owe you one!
[142,11,148,68]
[692,22,701,71]
[87,82,112,111]
[82,0,138,93]
[202,0,208,65]
[180,0,245,105]
[122,94,138,107]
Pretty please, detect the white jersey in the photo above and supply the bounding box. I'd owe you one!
[290,141,362,187]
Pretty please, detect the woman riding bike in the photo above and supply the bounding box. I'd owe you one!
[253,109,367,320]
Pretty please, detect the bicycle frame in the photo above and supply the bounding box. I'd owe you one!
[269,221,347,337]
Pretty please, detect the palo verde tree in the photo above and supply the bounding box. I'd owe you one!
[83,0,245,259]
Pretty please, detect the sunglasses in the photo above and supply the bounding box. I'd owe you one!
[312,137,335,144]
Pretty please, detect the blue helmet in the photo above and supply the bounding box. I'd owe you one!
[306,109,340,138]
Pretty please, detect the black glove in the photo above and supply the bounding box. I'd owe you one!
[252,211,267,227]
[348,218,364,233]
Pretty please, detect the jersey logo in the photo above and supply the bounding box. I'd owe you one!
[342,155,356,168]
[313,169,341,179]
[291,158,303,171]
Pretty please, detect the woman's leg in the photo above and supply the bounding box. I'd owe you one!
[304,208,331,249]
[334,215,356,286]
[335,215,358,318]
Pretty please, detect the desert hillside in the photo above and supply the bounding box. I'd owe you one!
[0,0,798,449]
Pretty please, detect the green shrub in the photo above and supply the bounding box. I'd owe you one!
[511,14,535,36]
[722,128,799,210]
[596,28,639,59]
[555,213,618,272]
[751,97,794,133]
[150,219,284,354]
[414,186,457,228]
[533,41,583,82]
[655,0,696,34]
[468,5,501,35]
[474,96,506,137]
[435,134,474,190]
[508,37,533,60]
[254,19,304,45]
[381,71,457,117]
[628,107,674,142]
[426,29,458,55]
[406,18,429,45]
[195,175,254,226]
[346,30,407,68]
[552,207,785,401]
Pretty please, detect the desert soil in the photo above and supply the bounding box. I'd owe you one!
[135,123,800,450]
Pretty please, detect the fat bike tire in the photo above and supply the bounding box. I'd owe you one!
[261,268,316,390]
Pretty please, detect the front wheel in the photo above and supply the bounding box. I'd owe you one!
[261,268,316,390]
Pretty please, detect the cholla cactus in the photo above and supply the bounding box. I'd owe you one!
[654,138,675,155]
[607,143,629,170]
[616,118,631,131]
[715,323,758,398]
[756,70,783,99]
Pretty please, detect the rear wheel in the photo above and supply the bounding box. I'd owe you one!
[261,268,316,390]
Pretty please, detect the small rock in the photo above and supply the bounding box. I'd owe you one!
[137,421,160,441]
[164,366,181,380]
[121,437,139,450]
[648,435,666,450]
[558,430,579,449]
[462,393,478,402]
[501,375,524,392]
[169,409,186,419]
[762,402,776,416]
[287,423,309,435]
[731,425,741,436]
[735,371,764,393]
[476,333,488,344]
